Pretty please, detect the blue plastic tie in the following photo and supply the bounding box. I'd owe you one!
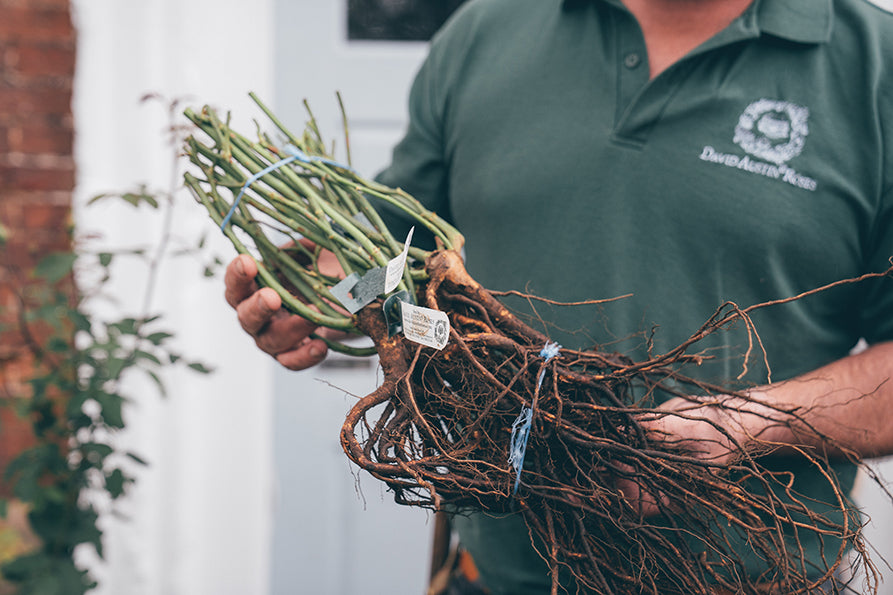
[508,341,561,496]
[220,144,354,230]
[537,341,561,390]
[508,407,533,495]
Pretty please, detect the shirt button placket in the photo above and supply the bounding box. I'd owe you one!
[615,43,651,143]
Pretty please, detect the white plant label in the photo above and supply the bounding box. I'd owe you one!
[385,227,414,294]
[401,301,450,350]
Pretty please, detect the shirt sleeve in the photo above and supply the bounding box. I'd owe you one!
[859,182,893,344]
[376,52,451,218]
[859,73,893,344]
[372,26,456,251]
[370,1,487,249]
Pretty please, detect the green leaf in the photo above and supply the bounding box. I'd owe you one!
[146,331,174,345]
[41,486,67,506]
[69,309,92,333]
[143,369,167,398]
[6,554,96,594]
[28,376,49,400]
[11,469,40,502]
[68,412,94,431]
[98,252,114,267]
[4,444,59,486]
[0,498,7,518]
[122,189,159,209]
[80,443,114,465]
[65,392,89,419]
[106,357,127,380]
[71,507,103,556]
[88,184,159,209]
[133,350,162,365]
[27,504,102,566]
[33,401,58,436]
[186,361,214,374]
[33,252,77,284]
[47,337,71,354]
[1,552,59,586]
[95,393,125,429]
[126,452,149,466]
[110,318,139,335]
[105,469,128,499]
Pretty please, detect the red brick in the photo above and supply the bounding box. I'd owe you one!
[0,242,29,270]
[11,42,76,78]
[0,0,74,497]
[0,0,70,8]
[0,7,73,43]
[22,202,70,230]
[0,197,73,256]
[0,163,75,191]
[0,190,70,206]
[0,285,13,307]
[0,84,72,118]
[7,121,73,154]
[0,164,12,188]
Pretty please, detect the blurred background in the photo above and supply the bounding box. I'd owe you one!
[1,0,892,593]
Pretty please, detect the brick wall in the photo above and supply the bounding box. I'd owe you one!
[0,0,76,496]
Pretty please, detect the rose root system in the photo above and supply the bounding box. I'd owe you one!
[343,250,877,595]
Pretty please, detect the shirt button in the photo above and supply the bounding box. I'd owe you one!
[623,52,641,69]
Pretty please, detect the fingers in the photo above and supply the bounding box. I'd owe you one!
[615,476,664,518]
[236,287,282,337]
[224,254,330,371]
[275,337,329,371]
[234,290,328,368]
[248,302,313,354]
[644,397,741,464]
[224,254,260,309]
[613,463,670,518]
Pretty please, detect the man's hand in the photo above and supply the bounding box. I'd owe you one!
[224,254,330,370]
[618,395,774,516]
[641,395,769,464]
[618,337,893,515]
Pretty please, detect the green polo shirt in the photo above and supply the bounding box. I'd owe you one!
[377,0,893,591]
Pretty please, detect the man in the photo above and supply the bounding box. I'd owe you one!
[225,0,893,592]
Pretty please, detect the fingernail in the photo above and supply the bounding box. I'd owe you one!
[234,257,245,276]
[309,344,324,359]
[257,291,274,312]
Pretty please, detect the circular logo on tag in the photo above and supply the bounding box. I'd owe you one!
[733,99,809,165]
[434,319,448,346]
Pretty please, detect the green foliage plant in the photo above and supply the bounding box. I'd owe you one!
[0,97,213,595]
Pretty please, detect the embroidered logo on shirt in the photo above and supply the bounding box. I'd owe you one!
[734,98,808,165]
[698,98,817,192]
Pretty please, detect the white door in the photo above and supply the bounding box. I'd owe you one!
[270,3,441,594]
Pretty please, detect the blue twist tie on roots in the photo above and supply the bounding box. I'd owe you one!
[220,144,354,230]
[508,341,561,496]
[537,341,561,389]
[508,407,533,495]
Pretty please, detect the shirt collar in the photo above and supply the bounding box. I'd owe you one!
[755,0,832,44]
[562,0,832,44]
